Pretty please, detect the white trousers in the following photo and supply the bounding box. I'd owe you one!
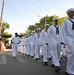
[43,44,51,62]
[51,39,61,67]
[12,44,18,57]
[30,44,35,56]
[23,46,27,54]
[65,39,74,74]
[35,45,40,59]
[27,45,31,56]
[43,44,48,62]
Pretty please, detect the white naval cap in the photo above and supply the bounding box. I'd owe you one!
[45,24,49,26]
[36,28,40,30]
[66,8,74,14]
[53,18,59,21]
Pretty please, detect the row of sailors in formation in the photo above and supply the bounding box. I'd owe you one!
[11,8,74,75]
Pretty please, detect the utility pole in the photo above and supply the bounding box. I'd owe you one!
[0,0,5,38]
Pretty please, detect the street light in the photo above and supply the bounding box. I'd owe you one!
[37,15,46,25]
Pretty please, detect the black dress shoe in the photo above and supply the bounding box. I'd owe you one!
[28,55,30,57]
[66,72,70,75]
[25,54,27,55]
[48,58,51,60]
[59,60,61,62]
[55,66,61,72]
[52,64,55,67]
[42,56,43,58]
[13,56,16,58]
[44,62,48,66]
[31,56,34,58]
[35,58,38,61]
[65,57,67,59]
[60,57,62,60]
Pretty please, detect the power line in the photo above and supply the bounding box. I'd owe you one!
[18,0,64,16]
[34,0,65,11]
[44,0,66,10]
[8,0,39,15]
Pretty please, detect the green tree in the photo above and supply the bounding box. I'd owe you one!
[1,22,10,33]
[2,32,12,38]
[58,16,68,26]
[26,15,67,34]
[2,32,12,45]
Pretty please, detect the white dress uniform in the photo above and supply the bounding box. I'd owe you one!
[18,38,22,53]
[41,29,51,62]
[20,38,25,54]
[48,25,61,67]
[18,41,21,52]
[11,36,21,57]
[30,34,35,57]
[34,32,41,59]
[26,36,31,56]
[23,37,27,55]
[61,18,74,74]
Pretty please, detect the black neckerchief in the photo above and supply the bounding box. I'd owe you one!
[45,29,48,33]
[68,19,74,30]
[54,25,59,34]
[37,33,40,38]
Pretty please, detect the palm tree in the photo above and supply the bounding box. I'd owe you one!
[1,22,9,33]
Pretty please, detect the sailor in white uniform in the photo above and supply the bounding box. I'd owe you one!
[61,8,74,75]
[48,18,61,72]
[25,35,29,55]
[11,33,21,57]
[34,28,41,61]
[20,36,25,54]
[30,31,35,58]
[41,24,51,66]
[26,35,31,57]
[23,36,27,55]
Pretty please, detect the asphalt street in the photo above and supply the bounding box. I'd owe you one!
[0,50,67,75]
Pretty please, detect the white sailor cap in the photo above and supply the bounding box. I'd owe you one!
[36,28,40,30]
[45,24,49,26]
[53,18,59,21]
[66,8,74,14]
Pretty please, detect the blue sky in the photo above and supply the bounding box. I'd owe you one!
[0,0,74,35]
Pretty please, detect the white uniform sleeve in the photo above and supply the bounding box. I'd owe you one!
[40,30,44,45]
[61,20,67,44]
[48,26,52,42]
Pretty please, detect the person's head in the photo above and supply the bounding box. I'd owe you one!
[66,8,74,18]
[36,28,40,33]
[53,18,59,25]
[15,33,18,37]
[45,24,49,30]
